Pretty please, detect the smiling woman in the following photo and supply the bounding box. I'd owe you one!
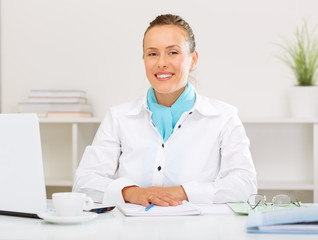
[73,14,257,208]
[143,15,197,107]
[143,24,198,107]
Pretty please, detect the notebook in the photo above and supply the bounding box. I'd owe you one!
[117,200,201,217]
[0,114,47,218]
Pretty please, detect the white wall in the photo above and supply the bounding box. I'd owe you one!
[1,0,318,118]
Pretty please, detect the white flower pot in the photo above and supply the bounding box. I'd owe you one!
[288,86,318,118]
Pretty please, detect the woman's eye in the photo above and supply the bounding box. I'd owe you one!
[169,51,178,55]
[148,53,157,56]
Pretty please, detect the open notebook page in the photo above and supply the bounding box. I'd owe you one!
[117,201,201,217]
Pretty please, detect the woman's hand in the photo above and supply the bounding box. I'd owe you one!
[122,186,188,207]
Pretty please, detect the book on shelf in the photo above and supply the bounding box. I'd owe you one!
[29,90,87,98]
[18,102,92,112]
[18,89,93,118]
[27,96,88,103]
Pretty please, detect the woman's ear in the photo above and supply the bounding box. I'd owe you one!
[189,51,198,71]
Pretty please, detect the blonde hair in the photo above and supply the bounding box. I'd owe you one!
[143,14,196,54]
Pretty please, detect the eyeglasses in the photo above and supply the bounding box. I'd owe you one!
[247,194,301,210]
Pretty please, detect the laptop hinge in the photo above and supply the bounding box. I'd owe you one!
[0,210,40,219]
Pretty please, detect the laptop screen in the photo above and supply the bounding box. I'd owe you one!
[0,114,47,218]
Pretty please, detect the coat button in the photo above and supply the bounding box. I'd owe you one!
[178,125,181,128]
[158,166,162,171]
[162,143,164,148]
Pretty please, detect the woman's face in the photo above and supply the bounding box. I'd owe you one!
[143,25,198,96]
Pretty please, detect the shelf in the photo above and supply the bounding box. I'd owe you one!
[39,120,100,192]
[258,182,314,191]
[36,116,318,202]
[39,118,102,123]
[242,120,318,202]
[242,118,318,123]
[45,179,73,187]
[37,117,318,124]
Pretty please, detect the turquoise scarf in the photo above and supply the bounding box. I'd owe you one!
[147,82,196,142]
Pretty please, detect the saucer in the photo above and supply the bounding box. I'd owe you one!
[38,211,98,224]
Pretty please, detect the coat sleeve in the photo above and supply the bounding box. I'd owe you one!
[72,109,138,204]
[182,108,257,203]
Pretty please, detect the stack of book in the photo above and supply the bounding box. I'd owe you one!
[18,90,93,118]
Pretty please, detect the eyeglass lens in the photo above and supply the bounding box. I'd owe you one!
[248,194,266,206]
[272,194,291,207]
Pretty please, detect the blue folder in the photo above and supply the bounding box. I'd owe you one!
[246,206,318,234]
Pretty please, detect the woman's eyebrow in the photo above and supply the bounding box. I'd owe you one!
[145,47,158,51]
[166,45,181,49]
[145,45,181,51]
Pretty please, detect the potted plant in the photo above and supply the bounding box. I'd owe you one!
[278,19,318,118]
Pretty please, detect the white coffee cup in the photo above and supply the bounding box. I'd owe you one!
[52,192,94,217]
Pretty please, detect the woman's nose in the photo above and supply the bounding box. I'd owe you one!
[157,55,168,68]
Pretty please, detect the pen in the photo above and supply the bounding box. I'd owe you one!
[145,203,155,211]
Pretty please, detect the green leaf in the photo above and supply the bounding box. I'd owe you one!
[277,19,318,86]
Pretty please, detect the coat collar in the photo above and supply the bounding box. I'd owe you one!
[126,88,221,117]
[126,95,149,116]
[193,92,221,117]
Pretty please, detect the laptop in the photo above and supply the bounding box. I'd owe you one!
[0,114,47,218]
[0,113,115,219]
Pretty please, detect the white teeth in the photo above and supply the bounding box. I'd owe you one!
[156,74,172,79]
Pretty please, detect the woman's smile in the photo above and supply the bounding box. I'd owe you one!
[155,72,174,81]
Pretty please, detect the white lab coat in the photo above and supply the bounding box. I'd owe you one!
[73,92,257,204]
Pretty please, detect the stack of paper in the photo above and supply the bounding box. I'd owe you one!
[117,201,201,217]
[18,90,93,118]
[246,206,318,234]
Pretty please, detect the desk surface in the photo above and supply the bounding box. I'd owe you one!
[0,204,317,240]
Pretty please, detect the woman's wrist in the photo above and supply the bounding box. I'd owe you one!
[122,185,139,203]
[178,185,188,201]
[170,185,188,201]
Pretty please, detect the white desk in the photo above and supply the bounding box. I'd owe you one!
[0,204,317,240]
